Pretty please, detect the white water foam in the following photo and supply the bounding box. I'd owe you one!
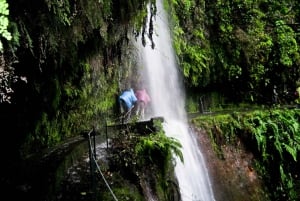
[137,0,216,200]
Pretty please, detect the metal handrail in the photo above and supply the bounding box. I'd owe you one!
[87,129,119,201]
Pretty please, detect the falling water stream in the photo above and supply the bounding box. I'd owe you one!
[137,1,216,201]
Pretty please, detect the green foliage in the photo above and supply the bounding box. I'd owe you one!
[0,0,11,51]
[242,110,300,164]
[21,112,62,155]
[191,113,240,157]
[6,0,154,158]
[45,0,71,26]
[275,20,298,67]
[7,21,20,50]
[108,120,182,200]
[22,56,120,153]
[169,0,212,87]
[185,95,199,113]
[279,165,298,201]
[60,61,119,134]
[80,0,110,30]
[132,7,147,35]
[182,44,211,86]
[101,185,144,201]
[192,109,300,201]
[169,0,300,104]
[135,121,183,177]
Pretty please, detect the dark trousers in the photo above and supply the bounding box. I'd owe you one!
[120,100,132,123]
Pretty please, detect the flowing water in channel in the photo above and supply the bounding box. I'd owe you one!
[137,1,216,200]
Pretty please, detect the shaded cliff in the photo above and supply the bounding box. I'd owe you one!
[0,0,156,197]
[1,0,152,162]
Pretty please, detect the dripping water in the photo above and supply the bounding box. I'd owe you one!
[136,0,216,200]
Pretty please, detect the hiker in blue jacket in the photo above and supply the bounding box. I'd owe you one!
[119,88,137,123]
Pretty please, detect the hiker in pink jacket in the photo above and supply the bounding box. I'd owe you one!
[135,88,151,120]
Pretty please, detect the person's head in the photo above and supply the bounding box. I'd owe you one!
[122,86,131,92]
[123,82,132,90]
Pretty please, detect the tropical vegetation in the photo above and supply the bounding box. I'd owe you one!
[192,109,300,201]
[169,0,300,104]
[1,0,300,200]
[108,119,182,200]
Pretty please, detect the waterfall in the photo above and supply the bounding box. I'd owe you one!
[136,0,216,201]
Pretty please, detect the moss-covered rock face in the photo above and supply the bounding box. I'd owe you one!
[191,109,300,201]
[193,125,269,201]
[168,0,300,105]
[106,119,181,201]
[0,0,152,159]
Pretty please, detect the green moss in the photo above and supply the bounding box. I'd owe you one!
[100,182,144,201]
[191,108,300,201]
